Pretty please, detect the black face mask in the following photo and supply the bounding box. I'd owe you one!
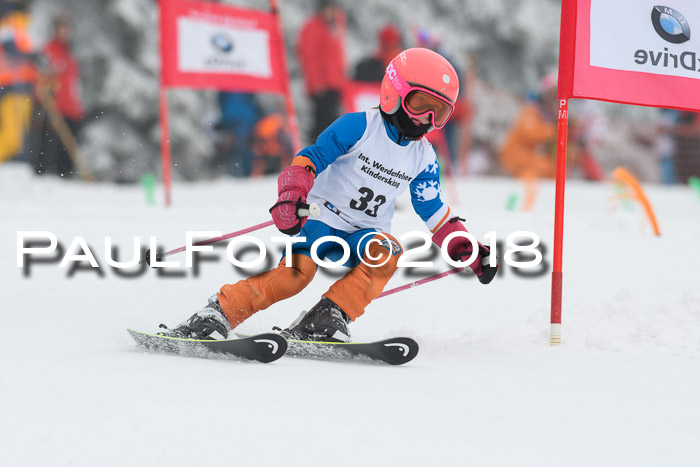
[381,107,432,141]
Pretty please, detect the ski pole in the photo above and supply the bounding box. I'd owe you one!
[377,267,465,299]
[144,202,320,264]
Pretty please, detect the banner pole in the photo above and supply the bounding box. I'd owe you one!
[157,0,172,207]
[159,88,173,207]
[269,0,301,153]
[550,98,569,345]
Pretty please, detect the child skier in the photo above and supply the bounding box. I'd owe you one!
[168,48,498,342]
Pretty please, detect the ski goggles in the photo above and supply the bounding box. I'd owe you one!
[385,63,454,129]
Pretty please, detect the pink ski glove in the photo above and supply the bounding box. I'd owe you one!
[269,165,315,235]
[432,217,498,284]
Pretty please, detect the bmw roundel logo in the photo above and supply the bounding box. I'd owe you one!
[651,6,691,44]
[211,33,234,53]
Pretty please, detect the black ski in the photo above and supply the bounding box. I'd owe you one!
[284,336,419,365]
[127,329,287,363]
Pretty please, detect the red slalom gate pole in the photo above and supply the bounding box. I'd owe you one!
[269,0,301,153]
[550,98,569,346]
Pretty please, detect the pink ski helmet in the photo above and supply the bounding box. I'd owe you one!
[380,48,459,129]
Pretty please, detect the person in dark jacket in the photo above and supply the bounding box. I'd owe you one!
[354,24,403,83]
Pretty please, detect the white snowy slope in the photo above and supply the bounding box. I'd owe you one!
[1,163,699,467]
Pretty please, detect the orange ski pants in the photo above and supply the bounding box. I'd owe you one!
[217,233,403,329]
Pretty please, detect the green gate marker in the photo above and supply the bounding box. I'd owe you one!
[505,192,518,211]
[614,184,635,211]
[141,173,156,206]
[689,176,700,200]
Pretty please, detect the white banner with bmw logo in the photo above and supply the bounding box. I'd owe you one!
[559,0,700,111]
[590,0,700,80]
[177,17,272,78]
[159,0,287,92]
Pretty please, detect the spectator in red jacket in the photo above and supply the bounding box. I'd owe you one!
[32,13,84,177]
[297,0,346,142]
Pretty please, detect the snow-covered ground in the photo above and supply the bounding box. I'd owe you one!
[2,163,699,466]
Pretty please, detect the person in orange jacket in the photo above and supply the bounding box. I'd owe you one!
[0,0,37,163]
[250,113,293,176]
[500,74,605,183]
[297,0,346,142]
[499,75,558,180]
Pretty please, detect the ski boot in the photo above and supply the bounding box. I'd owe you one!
[161,294,231,340]
[282,297,351,342]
